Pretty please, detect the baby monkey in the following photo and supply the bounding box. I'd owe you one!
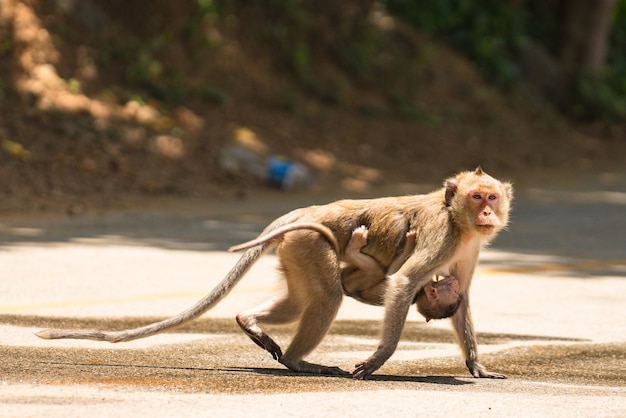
[342,226,462,321]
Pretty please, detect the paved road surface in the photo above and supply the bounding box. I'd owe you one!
[1,183,625,417]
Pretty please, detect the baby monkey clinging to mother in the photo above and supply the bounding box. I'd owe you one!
[341,225,462,322]
[38,167,512,380]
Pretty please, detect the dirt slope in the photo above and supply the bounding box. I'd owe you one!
[0,0,623,214]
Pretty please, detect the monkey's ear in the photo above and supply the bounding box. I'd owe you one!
[425,284,437,299]
[474,166,485,175]
[444,179,458,207]
[503,182,514,200]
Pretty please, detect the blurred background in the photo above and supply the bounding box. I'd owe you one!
[1,0,625,214]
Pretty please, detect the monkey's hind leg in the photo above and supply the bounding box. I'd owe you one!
[236,231,347,375]
[238,231,346,375]
[235,269,346,375]
[236,295,301,361]
[275,232,347,376]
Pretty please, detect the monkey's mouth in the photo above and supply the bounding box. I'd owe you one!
[476,225,496,234]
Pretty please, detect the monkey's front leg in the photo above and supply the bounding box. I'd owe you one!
[353,273,417,379]
[452,296,506,379]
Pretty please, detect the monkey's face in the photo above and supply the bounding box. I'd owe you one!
[446,168,513,237]
[468,189,505,236]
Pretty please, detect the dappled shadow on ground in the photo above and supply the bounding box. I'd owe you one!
[1,314,623,392]
[0,212,264,251]
[0,192,342,251]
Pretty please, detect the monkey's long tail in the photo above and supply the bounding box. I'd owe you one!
[35,245,268,343]
[228,221,339,254]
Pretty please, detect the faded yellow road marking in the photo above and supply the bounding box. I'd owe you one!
[483,259,626,274]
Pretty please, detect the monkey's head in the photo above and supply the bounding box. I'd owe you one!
[444,167,513,238]
[414,276,462,321]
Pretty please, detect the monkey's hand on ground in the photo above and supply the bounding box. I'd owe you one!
[352,357,384,379]
[466,360,507,379]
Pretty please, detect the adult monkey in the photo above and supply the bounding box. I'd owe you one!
[38,167,512,379]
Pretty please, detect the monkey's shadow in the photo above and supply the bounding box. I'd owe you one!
[233,367,472,386]
[358,374,472,385]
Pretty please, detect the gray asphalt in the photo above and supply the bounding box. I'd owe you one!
[1,182,625,417]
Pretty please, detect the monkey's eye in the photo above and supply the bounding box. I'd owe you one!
[472,193,482,200]
[488,194,497,201]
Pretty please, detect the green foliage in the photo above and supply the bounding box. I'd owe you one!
[197,0,222,16]
[254,1,389,104]
[572,72,626,121]
[564,1,626,122]
[607,1,626,98]
[88,1,237,105]
[261,1,313,82]
[0,38,12,56]
[336,20,382,76]
[383,0,626,122]
[98,33,170,102]
[383,0,525,87]
[65,78,82,94]
[198,86,228,105]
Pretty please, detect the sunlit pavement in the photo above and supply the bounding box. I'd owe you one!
[1,186,625,417]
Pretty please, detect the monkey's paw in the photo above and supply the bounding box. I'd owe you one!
[250,333,283,361]
[236,317,283,361]
[348,225,368,248]
[466,360,507,379]
[352,358,382,380]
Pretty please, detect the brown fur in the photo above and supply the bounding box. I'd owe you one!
[37,168,513,379]
[342,226,461,321]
